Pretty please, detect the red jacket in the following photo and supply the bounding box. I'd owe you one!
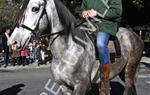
[20,49,28,57]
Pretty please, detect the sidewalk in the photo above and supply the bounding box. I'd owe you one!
[140,56,150,64]
[1,56,149,71]
[0,62,51,71]
[140,56,150,68]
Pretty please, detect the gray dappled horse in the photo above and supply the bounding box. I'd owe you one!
[9,0,144,95]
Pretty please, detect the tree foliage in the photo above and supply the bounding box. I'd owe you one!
[0,0,149,33]
[0,0,6,7]
[0,0,21,33]
[132,0,144,8]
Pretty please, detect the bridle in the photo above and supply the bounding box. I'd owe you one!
[17,0,65,46]
[15,0,97,46]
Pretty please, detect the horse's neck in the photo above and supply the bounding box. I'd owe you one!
[46,0,64,33]
[50,35,67,58]
[53,0,76,28]
[47,0,82,58]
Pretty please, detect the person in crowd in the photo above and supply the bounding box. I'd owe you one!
[28,42,35,64]
[2,26,11,68]
[20,48,28,66]
[80,0,122,94]
[11,41,21,66]
[34,40,39,63]
[36,42,46,66]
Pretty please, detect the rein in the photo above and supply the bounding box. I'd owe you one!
[40,18,93,46]
[17,0,97,46]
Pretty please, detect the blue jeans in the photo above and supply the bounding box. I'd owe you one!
[96,32,110,64]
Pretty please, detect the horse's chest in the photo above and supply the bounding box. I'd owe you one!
[63,41,84,64]
[52,62,76,84]
[51,35,89,84]
[52,49,84,83]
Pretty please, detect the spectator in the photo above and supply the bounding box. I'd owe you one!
[2,27,11,68]
[11,41,21,66]
[20,48,28,66]
[36,42,46,66]
[28,42,35,64]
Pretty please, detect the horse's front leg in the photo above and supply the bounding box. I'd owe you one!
[72,77,90,95]
[60,85,72,95]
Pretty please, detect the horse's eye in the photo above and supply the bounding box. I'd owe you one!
[32,7,40,12]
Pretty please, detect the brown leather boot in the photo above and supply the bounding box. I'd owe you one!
[99,64,111,95]
[102,64,111,80]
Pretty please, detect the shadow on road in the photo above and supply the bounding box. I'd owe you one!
[0,84,25,95]
[86,81,124,95]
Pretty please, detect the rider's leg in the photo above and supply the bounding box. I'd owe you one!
[96,32,111,80]
[96,32,111,94]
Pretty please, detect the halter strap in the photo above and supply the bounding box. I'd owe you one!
[16,0,97,46]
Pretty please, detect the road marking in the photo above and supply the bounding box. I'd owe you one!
[40,78,61,95]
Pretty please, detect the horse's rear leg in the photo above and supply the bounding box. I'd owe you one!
[124,62,138,95]
[119,68,137,95]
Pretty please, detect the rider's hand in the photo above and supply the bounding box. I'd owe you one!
[81,9,97,18]
[87,9,97,18]
[81,10,90,18]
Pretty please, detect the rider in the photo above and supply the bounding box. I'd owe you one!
[80,0,122,93]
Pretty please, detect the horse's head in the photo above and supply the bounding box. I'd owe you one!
[9,0,47,48]
[20,0,46,30]
[10,0,63,49]
[10,0,78,49]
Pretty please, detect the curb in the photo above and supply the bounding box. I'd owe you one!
[140,56,150,68]
[0,63,51,71]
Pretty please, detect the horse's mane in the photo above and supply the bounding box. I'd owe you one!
[12,0,30,30]
[54,0,77,29]
[54,0,88,48]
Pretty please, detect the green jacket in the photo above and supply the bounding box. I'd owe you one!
[81,0,122,36]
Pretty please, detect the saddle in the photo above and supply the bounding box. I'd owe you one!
[89,33,121,61]
[75,19,121,61]
[73,19,121,62]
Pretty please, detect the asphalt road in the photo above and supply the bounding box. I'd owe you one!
[0,62,149,95]
[0,67,52,95]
